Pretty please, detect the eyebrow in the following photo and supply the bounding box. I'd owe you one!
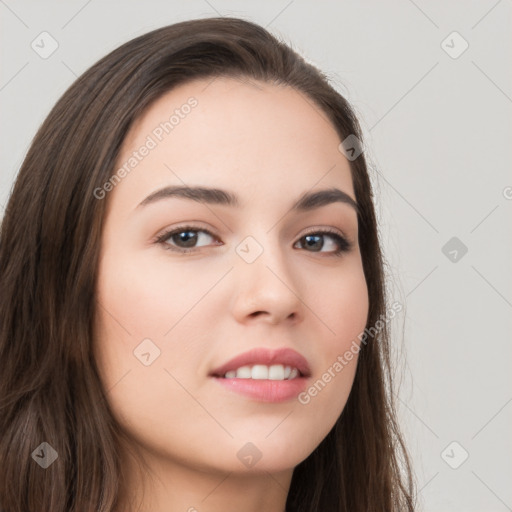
[137,185,359,214]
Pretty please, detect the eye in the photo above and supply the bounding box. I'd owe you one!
[156,225,219,253]
[155,225,352,256]
[294,229,352,256]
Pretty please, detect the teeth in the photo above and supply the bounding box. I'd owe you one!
[268,364,285,380]
[222,364,300,380]
[251,365,268,379]
[236,366,252,378]
[289,368,299,379]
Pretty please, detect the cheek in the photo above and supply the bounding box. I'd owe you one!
[93,248,198,400]
[93,246,226,417]
[95,247,221,341]
[293,260,369,437]
[93,250,218,465]
[315,258,369,352]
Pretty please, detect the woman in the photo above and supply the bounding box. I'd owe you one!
[0,17,415,511]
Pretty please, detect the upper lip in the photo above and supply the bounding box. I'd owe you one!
[210,347,311,378]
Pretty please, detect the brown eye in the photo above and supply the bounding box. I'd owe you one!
[295,230,351,255]
[156,227,218,253]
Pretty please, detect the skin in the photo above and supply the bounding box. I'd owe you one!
[93,76,369,512]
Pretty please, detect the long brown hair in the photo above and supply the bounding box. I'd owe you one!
[0,17,415,511]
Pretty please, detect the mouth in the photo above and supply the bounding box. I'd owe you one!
[213,363,303,381]
[209,347,311,403]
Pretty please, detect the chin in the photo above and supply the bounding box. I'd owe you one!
[231,435,318,474]
[177,436,315,476]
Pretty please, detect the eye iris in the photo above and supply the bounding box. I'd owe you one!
[304,234,323,252]
[175,231,197,247]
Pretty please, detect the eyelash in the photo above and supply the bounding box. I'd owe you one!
[155,225,352,257]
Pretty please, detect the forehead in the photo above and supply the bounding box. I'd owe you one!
[111,76,355,211]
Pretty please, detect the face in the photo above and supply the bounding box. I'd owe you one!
[93,76,369,475]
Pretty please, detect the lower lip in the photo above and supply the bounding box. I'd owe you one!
[211,376,308,402]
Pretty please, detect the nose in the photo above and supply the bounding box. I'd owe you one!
[230,235,304,326]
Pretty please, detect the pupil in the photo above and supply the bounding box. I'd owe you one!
[305,234,322,252]
[177,231,197,247]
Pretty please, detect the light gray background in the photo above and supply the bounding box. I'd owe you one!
[1,1,511,511]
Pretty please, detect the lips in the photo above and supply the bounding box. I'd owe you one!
[209,347,312,402]
[209,347,311,378]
